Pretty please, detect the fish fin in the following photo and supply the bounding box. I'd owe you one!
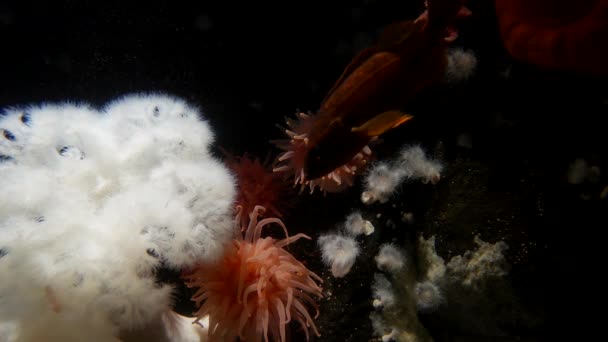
[377,20,422,51]
[351,110,414,137]
[320,46,377,105]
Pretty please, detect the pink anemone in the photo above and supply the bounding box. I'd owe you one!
[182,205,323,342]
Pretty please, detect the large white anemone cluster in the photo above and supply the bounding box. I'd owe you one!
[0,93,235,341]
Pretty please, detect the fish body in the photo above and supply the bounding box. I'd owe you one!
[494,0,608,75]
[303,0,468,180]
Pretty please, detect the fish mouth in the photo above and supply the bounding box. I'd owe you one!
[444,6,471,42]
[303,159,328,181]
[444,26,459,42]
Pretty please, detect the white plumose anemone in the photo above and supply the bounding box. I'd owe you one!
[0,93,236,341]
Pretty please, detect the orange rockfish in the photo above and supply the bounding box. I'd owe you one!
[274,0,470,192]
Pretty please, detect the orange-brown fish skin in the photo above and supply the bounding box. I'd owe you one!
[303,9,455,181]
